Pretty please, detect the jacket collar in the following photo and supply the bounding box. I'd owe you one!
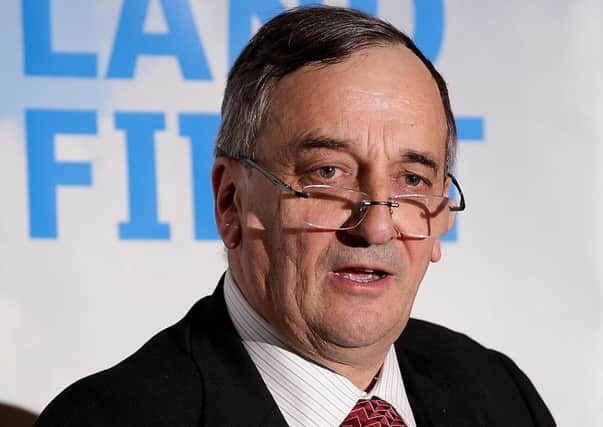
[187,277,461,427]
[395,320,465,427]
[188,277,288,427]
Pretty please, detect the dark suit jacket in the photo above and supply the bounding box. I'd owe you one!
[35,281,555,426]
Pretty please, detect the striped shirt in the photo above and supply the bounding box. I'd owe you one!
[223,271,417,427]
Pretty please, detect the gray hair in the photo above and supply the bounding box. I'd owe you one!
[215,5,457,173]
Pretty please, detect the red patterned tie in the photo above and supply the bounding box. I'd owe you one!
[340,397,408,427]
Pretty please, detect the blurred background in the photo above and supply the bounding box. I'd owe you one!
[1,0,601,425]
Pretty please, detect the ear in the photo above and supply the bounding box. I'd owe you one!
[431,240,442,263]
[212,157,243,249]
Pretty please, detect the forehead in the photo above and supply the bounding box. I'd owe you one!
[258,45,448,169]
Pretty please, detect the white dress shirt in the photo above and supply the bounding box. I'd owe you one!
[223,271,417,427]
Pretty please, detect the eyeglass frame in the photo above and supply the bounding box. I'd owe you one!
[237,157,466,230]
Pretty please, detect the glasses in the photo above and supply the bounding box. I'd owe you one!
[240,158,466,239]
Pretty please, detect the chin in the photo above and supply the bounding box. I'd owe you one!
[316,310,405,349]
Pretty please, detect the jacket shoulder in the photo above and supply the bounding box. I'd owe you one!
[35,299,212,427]
[398,318,555,426]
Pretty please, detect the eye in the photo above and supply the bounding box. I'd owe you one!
[397,172,432,193]
[298,160,354,186]
[404,174,423,187]
[316,166,338,179]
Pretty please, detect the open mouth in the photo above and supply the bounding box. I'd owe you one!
[333,268,389,284]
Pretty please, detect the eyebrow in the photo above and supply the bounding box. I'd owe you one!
[285,133,440,174]
[292,133,351,152]
[402,150,440,175]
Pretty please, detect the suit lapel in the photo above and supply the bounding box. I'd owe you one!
[187,279,288,427]
[394,320,487,427]
[184,282,468,427]
[395,343,454,427]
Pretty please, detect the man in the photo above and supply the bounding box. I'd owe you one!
[35,6,555,427]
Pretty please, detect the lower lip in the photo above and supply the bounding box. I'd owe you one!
[327,271,393,295]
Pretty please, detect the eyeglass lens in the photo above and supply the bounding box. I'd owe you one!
[299,186,456,238]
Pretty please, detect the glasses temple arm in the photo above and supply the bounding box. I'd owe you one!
[240,158,309,198]
[447,173,466,212]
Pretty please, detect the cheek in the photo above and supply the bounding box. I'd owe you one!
[403,239,436,280]
[261,227,327,329]
[244,182,276,230]
[262,201,316,291]
[282,231,335,311]
[239,190,286,286]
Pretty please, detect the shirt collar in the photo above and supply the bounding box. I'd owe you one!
[223,270,416,427]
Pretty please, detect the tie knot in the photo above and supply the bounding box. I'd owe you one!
[340,397,407,427]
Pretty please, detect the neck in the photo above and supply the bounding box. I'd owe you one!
[225,265,396,390]
[288,332,392,391]
[326,357,384,391]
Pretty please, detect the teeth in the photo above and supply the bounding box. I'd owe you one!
[335,271,384,283]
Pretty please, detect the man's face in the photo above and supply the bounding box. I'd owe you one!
[218,45,449,361]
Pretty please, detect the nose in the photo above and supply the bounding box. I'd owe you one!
[346,200,398,245]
